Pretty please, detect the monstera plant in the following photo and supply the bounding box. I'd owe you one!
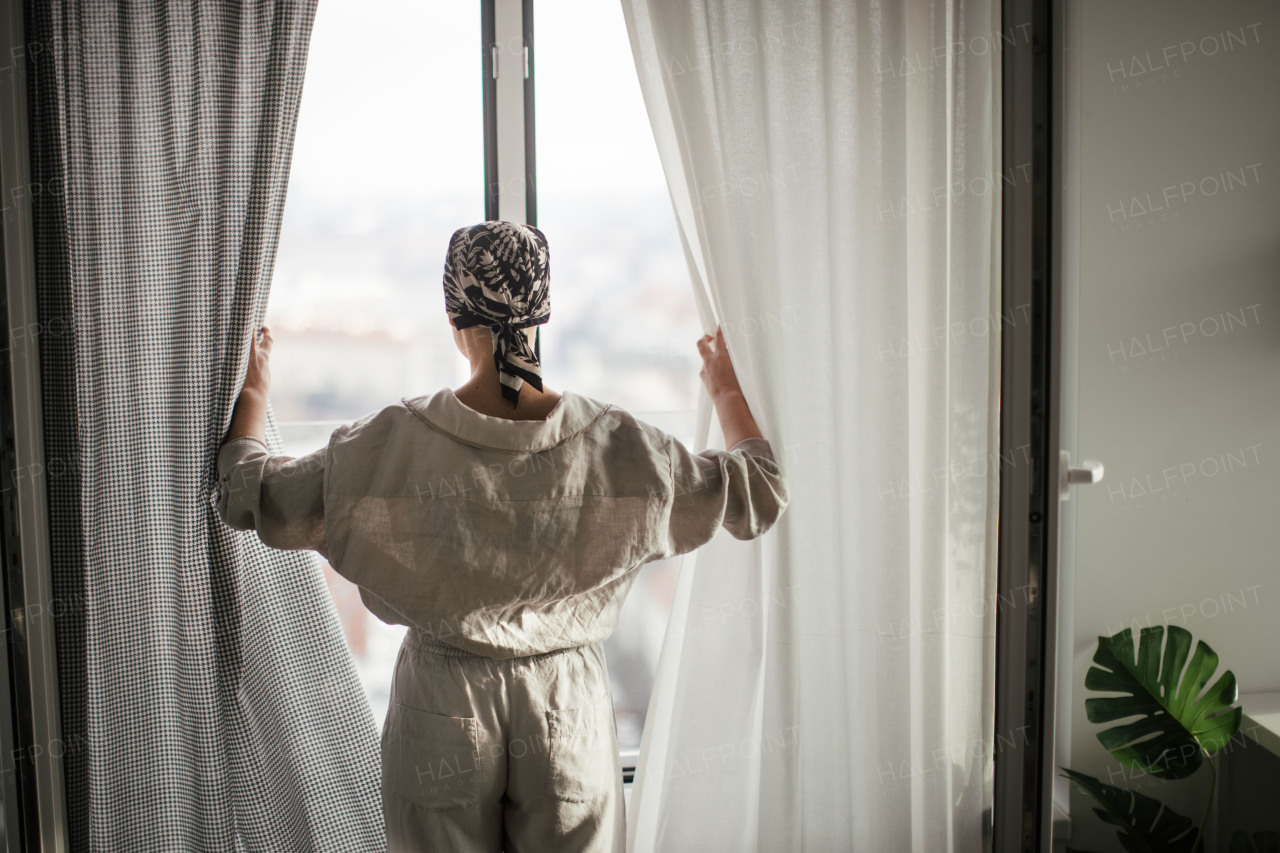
[1062,625,1279,853]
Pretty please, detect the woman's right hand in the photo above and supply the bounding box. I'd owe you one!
[697,325,744,401]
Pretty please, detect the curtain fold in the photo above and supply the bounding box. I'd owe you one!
[621,0,1001,849]
[27,2,385,849]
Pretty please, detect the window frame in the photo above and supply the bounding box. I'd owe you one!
[992,0,1059,849]
[483,0,537,228]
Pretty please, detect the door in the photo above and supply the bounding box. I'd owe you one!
[1052,1,1280,850]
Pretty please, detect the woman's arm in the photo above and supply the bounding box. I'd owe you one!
[697,325,763,449]
[217,325,330,555]
[226,325,273,444]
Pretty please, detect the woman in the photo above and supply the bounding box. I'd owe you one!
[216,221,788,852]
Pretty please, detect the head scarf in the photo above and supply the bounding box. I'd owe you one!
[442,221,551,408]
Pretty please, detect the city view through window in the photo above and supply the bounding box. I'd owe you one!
[265,1,703,752]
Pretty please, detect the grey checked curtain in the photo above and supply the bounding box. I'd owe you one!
[26,1,386,849]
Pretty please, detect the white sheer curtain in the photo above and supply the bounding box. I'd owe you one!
[621,1,1001,849]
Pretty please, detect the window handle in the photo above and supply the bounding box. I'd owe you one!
[1059,450,1104,501]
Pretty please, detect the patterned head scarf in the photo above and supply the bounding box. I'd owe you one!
[443,221,551,408]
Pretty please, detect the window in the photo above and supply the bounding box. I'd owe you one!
[270,0,700,755]
[531,1,700,754]
[270,0,485,728]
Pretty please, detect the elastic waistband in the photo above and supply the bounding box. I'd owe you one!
[404,628,486,658]
[403,626,594,662]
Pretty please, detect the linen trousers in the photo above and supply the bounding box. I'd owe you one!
[381,628,626,852]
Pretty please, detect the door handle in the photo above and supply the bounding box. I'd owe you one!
[1059,450,1104,501]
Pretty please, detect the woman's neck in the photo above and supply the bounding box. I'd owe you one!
[454,369,561,421]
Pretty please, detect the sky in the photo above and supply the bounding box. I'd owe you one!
[288,0,669,200]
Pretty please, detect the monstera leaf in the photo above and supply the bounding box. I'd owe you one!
[1084,626,1241,780]
[1231,832,1280,853]
[1061,768,1197,853]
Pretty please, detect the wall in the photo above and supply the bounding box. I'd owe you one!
[1062,0,1280,846]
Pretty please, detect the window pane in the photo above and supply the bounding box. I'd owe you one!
[269,1,484,731]
[269,1,699,757]
[534,2,701,752]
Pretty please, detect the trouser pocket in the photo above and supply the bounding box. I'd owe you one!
[382,702,482,810]
[544,695,618,803]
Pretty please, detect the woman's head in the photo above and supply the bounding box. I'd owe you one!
[442,221,550,407]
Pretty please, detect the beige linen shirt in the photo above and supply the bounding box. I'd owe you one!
[216,387,788,659]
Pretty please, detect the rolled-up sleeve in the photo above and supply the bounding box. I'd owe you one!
[662,434,789,557]
[215,435,329,558]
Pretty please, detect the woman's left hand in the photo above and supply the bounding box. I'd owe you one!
[244,324,273,396]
